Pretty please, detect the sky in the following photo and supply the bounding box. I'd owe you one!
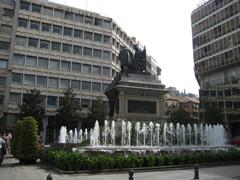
[50,0,201,95]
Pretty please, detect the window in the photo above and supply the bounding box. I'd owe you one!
[0,41,10,51]
[92,65,101,75]
[84,31,93,40]
[47,96,57,106]
[94,33,102,42]
[3,8,14,17]
[103,35,111,44]
[74,29,83,38]
[61,61,71,72]
[60,79,70,88]
[20,1,30,10]
[48,77,58,88]
[82,64,91,73]
[10,93,21,104]
[38,57,48,68]
[30,21,40,30]
[40,40,50,50]
[92,82,101,92]
[51,42,61,51]
[13,54,25,65]
[16,36,27,46]
[75,14,84,22]
[0,59,7,68]
[93,49,102,58]
[83,47,92,57]
[12,73,22,83]
[73,45,82,55]
[1,25,12,34]
[37,76,47,87]
[32,4,41,13]
[28,38,38,47]
[94,18,103,27]
[43,6,53,16]
[26,56,37,66]
[54,9,63,18]
[53,25,62,34]
[63,27,73,36]
[62,44,72,53]
[64,11,74,20]
[85,16,93,25]
[49,59,60,70]
[41,23,51,32]
[71,80,80,89]
[24,74,35,85]
[103,51,110,60]
[72,62,81,72]
[103,20,111,29]
[18,18,28,28]
[103,67,110,76]
[0,77,6,87]
[0,95,4,105]
[81,99,90,108]
[102,83,109,92]
[82,81,91,91]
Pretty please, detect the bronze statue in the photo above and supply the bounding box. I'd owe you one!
[105,45,149,117]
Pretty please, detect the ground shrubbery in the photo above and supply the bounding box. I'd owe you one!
[12,116,40,164]
[45,150,240,171]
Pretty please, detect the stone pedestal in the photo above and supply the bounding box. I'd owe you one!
[115,73,168,122]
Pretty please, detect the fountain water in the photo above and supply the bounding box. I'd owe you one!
[59,120,229,153]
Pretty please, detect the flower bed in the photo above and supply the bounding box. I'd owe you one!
[44,149,240,172]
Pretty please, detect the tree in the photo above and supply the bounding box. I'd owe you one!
[83,96,109,129]
[18,89,45,130]
[166,105,192,124]
[204,105,224,125]
[12,116,40,164]
[56,88,81,130]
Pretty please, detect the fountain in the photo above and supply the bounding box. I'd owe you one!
[58,120,231,154]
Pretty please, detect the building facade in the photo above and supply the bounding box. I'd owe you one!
[0,0,160,136]
[165,95,199,122]
[191,0,240,136]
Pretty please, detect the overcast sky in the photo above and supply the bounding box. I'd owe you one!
[50,0,201,95]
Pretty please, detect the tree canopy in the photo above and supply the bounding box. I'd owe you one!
[166,105,192,124]
[18,89,45,130]
[204,105,224,125]
[56,88,81,130]
[82,96,109,129]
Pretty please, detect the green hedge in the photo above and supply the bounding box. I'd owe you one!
[45,149,240,171]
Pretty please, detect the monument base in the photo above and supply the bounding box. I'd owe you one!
[115,73,169,122]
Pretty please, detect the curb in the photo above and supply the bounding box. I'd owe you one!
[45,161,240,175]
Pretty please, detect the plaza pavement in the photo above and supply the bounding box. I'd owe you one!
[0,157,240,180]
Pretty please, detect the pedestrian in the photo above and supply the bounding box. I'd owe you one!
[5,132,12,155]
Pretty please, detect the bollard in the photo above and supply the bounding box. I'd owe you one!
[47,173,52,180]
[129,169,134,180]
[193,164,199,179]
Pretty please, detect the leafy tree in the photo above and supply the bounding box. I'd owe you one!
[12,116,40,164]
[166,105,192,124]
[204,105,224,125]
[18,89,45,130]
[83,96,109,129]
[56,88,81,130]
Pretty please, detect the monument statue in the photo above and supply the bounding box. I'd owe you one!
[105,45,150,117]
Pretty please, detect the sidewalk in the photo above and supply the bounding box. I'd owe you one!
[0,157,239,180]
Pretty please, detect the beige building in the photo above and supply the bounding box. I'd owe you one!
[165,95,199,121]
[0,0,160,138]
[191,0,240,136]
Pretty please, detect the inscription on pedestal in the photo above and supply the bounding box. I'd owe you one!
[128,100,156,114]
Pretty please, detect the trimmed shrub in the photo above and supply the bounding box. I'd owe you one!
[45,149,240,171]
[12,116,40,164]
